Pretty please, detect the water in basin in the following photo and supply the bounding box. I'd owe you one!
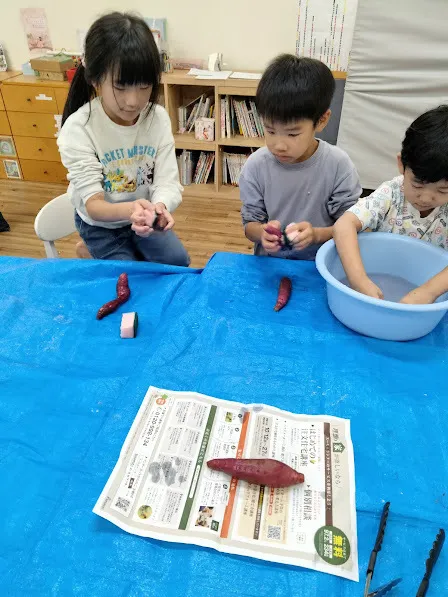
[340,273,416,303]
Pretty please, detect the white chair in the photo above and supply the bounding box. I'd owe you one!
[34,193,76,258]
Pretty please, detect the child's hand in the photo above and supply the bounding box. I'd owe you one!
[261,221,282,253]
[351,276,384,300]
[285,222,316,250]
[130,199,156,237]
[154,202,174,231]
[400,285,437,305]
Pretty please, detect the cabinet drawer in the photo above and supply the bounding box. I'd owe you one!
[8,112,58,138]
[0,111,11,135]
[14,136,61,162]
[2,85,58,113]
[55,88,69,114]
[20,159,67,184]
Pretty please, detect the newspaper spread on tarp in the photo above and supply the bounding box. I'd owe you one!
[94,387,358,581]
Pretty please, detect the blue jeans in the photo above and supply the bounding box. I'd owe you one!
[75,213,190,266]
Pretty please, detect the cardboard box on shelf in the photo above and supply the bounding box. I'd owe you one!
[36,70,67,81]
[30,55,74,73]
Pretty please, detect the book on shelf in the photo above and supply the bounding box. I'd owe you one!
[193,151,215,184]
[222,150,254,186]
[221,96,265,139]
[177,150,194,185]
[177,150,215,185]
[178,94,215,134]
[220,98,226,138]
[225,96,231,139]
[195,117,215,141]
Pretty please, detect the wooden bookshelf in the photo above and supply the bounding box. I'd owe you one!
[164,71,265,198]
[218,136,265,148]
[173,133,214,151]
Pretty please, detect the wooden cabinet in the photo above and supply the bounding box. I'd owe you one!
[55,88,69,114]
[0,72,21,179]
[0,158,9,179]
[0,111,11,135]
[8,112,59,138]
[2,75,69,182]
[20,159,67,184]
[2,84,59,114]
[14,136,60,161]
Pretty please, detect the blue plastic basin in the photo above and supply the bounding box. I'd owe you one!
[315,233,448,341]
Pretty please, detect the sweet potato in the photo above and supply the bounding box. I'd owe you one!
[116,273,130,300]
[97,273,131,320]
[274,277,292,312]
[207,458,304,488]
[264,224,282,239]
[143,209,164,231]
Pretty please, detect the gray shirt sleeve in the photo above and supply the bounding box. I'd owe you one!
[327,153,362,219]
[240,158,268,226]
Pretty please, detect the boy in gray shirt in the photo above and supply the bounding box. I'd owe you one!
[240,54,361,260]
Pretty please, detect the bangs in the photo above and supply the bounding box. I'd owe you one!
[402,107,448,183]
[255,55,335,125]
[411,154,448,184]
[112,29,160,87]
[257,89,319,125]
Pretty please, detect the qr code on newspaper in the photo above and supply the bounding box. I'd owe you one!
[115,497,130,513]
[267,525,282,540]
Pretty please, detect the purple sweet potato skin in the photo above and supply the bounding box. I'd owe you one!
[265,224,282,239]
[274,277,292,312]
[207,458,304,488]
[97,273,130,319]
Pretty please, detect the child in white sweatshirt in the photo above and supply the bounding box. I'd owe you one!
[58,12,189,265]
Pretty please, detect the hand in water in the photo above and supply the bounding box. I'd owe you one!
[400,285,437,305]
[351,276,384,299]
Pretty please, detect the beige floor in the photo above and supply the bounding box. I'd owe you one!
[0,180,253,268]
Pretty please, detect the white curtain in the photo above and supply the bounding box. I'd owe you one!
[337,0,448,189]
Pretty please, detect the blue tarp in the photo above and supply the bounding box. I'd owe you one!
[1,253,447,596]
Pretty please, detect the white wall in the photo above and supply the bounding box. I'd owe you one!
[338,0,448,189]
[1,1,299,71]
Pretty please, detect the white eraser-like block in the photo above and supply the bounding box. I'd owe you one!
[120,312,138,339]
[287,229,299,242]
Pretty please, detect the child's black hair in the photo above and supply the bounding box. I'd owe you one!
[62,12,161,125]
[256,54,335,126]
[401,105,448,183]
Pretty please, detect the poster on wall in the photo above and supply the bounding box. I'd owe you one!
[296,0,359,72]
[20,8,53,56]
[144,18,168,52]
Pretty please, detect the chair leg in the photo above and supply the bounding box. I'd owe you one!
[44,241,59,259]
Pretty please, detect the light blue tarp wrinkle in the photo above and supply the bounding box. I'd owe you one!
[0,253,446,596]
